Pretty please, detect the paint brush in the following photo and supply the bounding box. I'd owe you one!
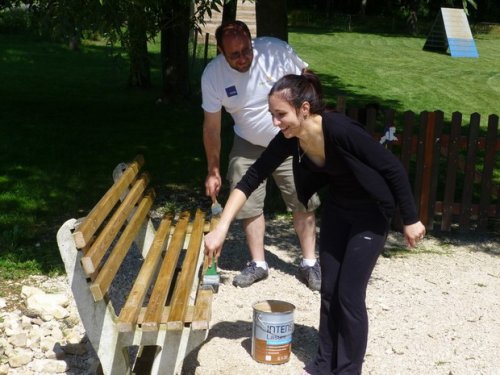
[211,197,223,217]
[201,196,222,292]
[201,257,220,293]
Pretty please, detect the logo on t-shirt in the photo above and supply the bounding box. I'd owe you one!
[225,85,238,97]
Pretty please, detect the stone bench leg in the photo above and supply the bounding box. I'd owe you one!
[145,328,208,375]
[57,219,133,375]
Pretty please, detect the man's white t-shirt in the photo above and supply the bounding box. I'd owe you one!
[201,37,308,147]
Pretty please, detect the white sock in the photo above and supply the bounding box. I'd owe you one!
[301,258,317,267]
[254,261,268,270]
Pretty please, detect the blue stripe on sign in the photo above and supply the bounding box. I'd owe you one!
[448,38,479,58]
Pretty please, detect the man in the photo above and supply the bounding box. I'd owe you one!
[201,20,321,290]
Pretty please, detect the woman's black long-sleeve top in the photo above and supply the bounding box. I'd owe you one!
[235,111,419,225]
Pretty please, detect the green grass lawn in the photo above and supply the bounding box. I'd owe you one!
[289,28,500,120]
[0,28,498,279]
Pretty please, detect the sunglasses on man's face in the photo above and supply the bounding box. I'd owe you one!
[226,47,253,61]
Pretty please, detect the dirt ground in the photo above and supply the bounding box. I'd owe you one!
[181,217,500,375]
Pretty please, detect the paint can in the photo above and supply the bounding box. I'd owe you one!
[252,300,295,364]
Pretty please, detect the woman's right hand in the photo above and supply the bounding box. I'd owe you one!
[204,188,249,261]
[204,225,228,260]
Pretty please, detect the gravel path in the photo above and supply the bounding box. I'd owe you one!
[181,218,500,375]
[2,217,498,375]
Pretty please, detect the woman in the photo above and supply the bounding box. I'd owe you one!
[204,71,426,375]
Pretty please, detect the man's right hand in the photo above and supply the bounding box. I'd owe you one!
[205,172,222,198]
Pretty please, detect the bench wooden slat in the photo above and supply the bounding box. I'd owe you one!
[81,173,150,274]
[73,155,144,248]
[90,189,155,301]
[191,289,213,330]
[167,209,205,330]
[141,212,191,331]
[116,214,173,332]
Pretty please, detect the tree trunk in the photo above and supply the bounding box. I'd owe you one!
[360,0,367,16]
[127,4,151,88]
[255,0,288,42]
[222,0,237,24]
[160,0,191,99]
[326,0,335,18]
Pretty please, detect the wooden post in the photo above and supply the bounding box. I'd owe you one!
[415,111,441,229]
[335,96,346,114]
[477,114,498,230]
[400,111,415,172]
[365,106,377,134]
[414,112,427,226]
[420,112,436,229]
[459,113,480,231]
[441,112,462,231]
[347,107,359,122]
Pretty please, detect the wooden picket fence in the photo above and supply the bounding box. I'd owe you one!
[335,97,499,233]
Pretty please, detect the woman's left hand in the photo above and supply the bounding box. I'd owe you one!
[403,221,426,248]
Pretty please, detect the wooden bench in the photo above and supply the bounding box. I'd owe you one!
[56,155,216,375]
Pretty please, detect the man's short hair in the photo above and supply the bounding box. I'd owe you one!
[215,20,252,49]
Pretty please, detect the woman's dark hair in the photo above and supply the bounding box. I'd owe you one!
[215,20,252,50]
[269,70,326,115]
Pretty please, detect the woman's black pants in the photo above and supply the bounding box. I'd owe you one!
[306,199,389,375]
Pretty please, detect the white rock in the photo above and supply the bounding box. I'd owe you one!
[0,336,8,346]
[21,285,43,299]
[8,332,27,347]
[40,336,59,352]
[28,324,43,343]
[31,358,69,373]
[8,348,34,367]
[21,315,33,328]
[31,317,44,326]
[52,305,70,320]
[25,292,69,321]
[0,297,6,309]
[4,317,21,336]
[40,323,54,337]
[50,326,64,340]
[34,350,45,360]
[65,329,84,344]
[4,325,22,337]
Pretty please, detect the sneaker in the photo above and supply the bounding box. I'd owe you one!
[233,261,269,287]
[298,261,321,291]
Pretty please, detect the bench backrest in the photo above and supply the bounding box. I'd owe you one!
[71,155,211,332]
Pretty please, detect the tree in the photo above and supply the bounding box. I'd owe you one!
[159,0,191,98]
[127,3,151,87]
[255,0,288,41]
[222,0,237,24]
[158,0,224,99]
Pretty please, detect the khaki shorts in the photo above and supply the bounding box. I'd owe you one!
[227,135,320,220]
